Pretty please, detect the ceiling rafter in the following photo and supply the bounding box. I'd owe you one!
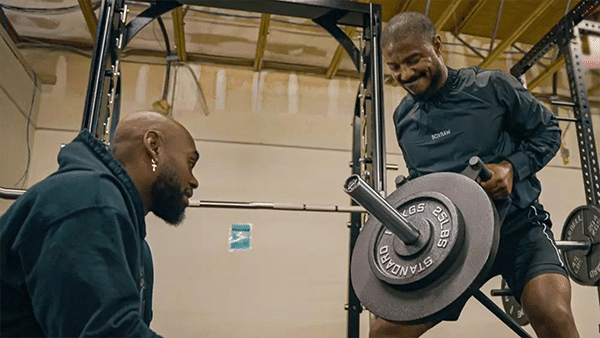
[479,0,557,68]
[0,6,20,44]
[399,0,413,13]
[454,0,491,33]
[77,0,98,40]
[325,26,356,79]
[527,56,564,90]
[588,81,600,95]
[434,0,465,31]
[253,13,271,71]
[172,6,187,61]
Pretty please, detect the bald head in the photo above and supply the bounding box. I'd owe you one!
[381,12,435,48]
[112,111,192,164]
[111,111,199,222]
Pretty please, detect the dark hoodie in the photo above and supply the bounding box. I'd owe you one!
[393,66,561,214]
[0,130,162,337]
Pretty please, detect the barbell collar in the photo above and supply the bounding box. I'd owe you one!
[344,175,420,245]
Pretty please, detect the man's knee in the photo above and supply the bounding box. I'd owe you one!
[369,317,436,338]
[522,273,575,325]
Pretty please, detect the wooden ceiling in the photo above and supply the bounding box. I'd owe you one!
[0,0,596,82]
[376,0,582,45]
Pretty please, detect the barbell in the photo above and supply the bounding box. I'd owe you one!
[492,204,600,326]
[344,156,600,324]
[344,157,500,323]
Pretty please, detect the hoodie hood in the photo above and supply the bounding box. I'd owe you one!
[54,129,146,238]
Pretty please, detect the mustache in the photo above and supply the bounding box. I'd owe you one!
[398,73,424,85]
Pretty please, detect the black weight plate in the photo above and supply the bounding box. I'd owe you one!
[500,278,529,326]
[367,191,465,289]
[351,172,500,323]
[561,205,600,286]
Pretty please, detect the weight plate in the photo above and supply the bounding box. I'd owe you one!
[500,279,529,326]
[561,205,600,286]
[351,172,500,323]
[367,191,465,289]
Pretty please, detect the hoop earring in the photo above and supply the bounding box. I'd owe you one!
[151,159,157,172]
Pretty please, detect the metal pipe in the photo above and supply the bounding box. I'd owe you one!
[557,116,578,122]
[488,0,505,53]
[424,0,432,17]
[343,174,420,244]
[0,186,366,214]
[452,33,485,59]
[551,100,576,107]
[349,162,399,170]
[370,3,387,194]
[189,200,365,213]
[490,289,513,297]
[0,187,26,200]
[473,290,533,338]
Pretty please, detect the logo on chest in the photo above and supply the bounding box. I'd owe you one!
[431,129,451,140]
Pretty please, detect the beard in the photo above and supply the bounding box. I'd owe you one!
[410,66,444,101]
[150,165,187,226]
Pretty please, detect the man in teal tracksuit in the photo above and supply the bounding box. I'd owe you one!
[369,11,580,338]
[1,111,199,337]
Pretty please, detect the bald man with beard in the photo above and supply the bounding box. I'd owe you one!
[0,111,199,337]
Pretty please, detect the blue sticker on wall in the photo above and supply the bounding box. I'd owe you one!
[229,223,252,251]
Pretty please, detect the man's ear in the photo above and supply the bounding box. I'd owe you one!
[432,34,443,56]
[143,130,161,160]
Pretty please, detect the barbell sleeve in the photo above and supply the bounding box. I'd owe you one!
[0,186,25,200]
[344,175,420,245]
[555,240,592,251]
[469,156,492,181]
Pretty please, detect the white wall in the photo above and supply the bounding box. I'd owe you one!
[2,33,600,338]
[0,26,39,212]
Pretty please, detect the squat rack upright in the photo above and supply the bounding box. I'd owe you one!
[510,0,600,309]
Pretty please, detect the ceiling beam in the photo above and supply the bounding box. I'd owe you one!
[253,14,271,71]
[479,0,557,69]
[527,56,564,90]
[587,70,600,96]
[454,0,490,33]
[172,6,187,61]
[325,26,356,79]
[434,0,465,31]
[77,0,97,40]
[588,81,600,95]
[400,0,413,13]
[0,6,20,44]
[16,36,362,79]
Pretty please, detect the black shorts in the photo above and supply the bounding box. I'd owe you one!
[444,202,568,321]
